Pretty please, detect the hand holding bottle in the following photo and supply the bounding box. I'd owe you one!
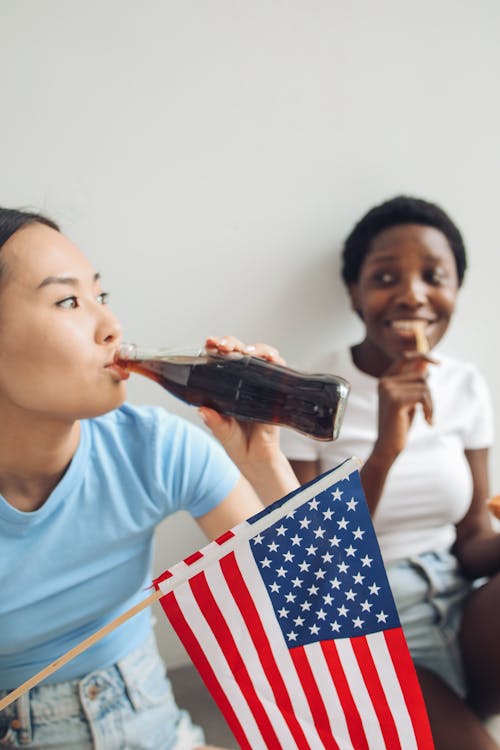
[199,334,284,462]
[116,338,349,441]
[199,336,300,504]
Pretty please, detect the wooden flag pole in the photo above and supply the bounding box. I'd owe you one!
[0,587,164,712]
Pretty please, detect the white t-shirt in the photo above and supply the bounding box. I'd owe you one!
[281,349,494,563]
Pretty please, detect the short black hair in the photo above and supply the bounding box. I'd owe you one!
[0,207,59,280]
[341,195,467,286]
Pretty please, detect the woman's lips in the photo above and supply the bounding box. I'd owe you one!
[392,320,423,339]
[105,362,130,381]
[387,319,434,348]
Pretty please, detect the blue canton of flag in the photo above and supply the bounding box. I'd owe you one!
[251,468,400,645]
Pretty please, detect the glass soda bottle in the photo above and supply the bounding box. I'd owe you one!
[115,344,350,441]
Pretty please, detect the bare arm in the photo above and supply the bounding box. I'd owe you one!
[199,335,300,506]
[361,354,433,515]
[200,408,299,505]
[195,475,265,540]
[290,459,321,485]
[453,448,500,579]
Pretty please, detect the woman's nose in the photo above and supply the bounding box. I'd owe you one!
[394,276,427,307]
[95,305,122,344]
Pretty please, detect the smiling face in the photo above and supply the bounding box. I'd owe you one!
[348,223,460,376]
[0,222,128,422]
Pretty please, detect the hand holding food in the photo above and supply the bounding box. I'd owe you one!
[487,495,500,520]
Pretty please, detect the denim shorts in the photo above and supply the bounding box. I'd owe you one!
[386,549,474,698]
[0,635,205,749]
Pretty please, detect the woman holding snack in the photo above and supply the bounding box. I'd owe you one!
[282,195,500,748]
[0,206,298,749]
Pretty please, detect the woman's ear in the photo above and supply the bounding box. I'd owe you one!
[348,283,364,320]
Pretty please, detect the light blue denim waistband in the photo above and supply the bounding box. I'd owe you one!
[0,635,204,749]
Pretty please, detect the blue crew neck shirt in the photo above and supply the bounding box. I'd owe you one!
[0,404,239,689]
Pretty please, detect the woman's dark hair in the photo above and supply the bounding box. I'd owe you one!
[0,207,59,280]
[0,207,59,248]
[341,196,467,287]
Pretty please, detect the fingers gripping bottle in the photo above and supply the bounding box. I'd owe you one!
[116,344,350,441]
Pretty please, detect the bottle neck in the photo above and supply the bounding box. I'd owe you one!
[116,343,205,363]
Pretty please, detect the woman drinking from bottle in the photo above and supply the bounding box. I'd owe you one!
[0,207,298,750]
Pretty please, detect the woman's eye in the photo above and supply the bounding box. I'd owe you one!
[56,296,79,309]
[373,272,395,286]
[425,268,447,285]
[97,292,110,305]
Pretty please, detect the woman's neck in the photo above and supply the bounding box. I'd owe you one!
[351,339,392,378]
[0,415,80,512]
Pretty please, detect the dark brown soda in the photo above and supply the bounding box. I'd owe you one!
[118,351,350,441]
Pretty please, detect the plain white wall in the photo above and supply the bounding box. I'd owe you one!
[1,0,499,668]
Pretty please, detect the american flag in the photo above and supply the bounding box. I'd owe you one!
[154,457,434,749]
